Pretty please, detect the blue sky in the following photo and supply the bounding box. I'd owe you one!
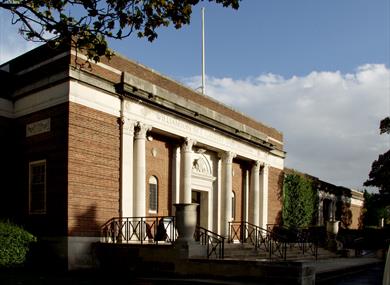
[0,0,389,190]
[108,0,389,79]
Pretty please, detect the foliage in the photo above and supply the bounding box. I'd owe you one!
[362,190,390,227]
[0,0,240,62]
[282,172,317,228]
[364,117,390,197]
[0,221,36,268]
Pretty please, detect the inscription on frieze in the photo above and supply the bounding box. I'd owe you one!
[26,118,51,137]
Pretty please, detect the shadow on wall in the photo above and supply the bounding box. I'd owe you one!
[69,204,101,237]
[273,169,284,225]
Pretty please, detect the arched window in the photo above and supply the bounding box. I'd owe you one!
[231,191,236,221]
[149,176,158,213]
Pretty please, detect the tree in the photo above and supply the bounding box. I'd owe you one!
[362,190,390,227]
[282,172,317,228]
[364,117,390,197]
[0,0,240,62]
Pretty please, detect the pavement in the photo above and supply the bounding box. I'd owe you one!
[313,256,385,284]
[0,257,385,285]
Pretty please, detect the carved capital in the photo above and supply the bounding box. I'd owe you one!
[261,163,269,173]
[181,137,197,152]
[252,160,262,172]
[134,122,152,139]
[120,117,135,135]
[220,151,236,163]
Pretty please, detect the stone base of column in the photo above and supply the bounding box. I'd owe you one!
[173,203,207,258]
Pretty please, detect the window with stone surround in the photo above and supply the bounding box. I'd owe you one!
[29,160,46,214]
[149,176,158,214]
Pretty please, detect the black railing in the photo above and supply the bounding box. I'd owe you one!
[100,216,176,244]
[229,221,287,260]
[267,224,318,260]
[195,226,225,259]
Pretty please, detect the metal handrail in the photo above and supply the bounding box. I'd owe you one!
[267,224,318,260]
[100,216,176,244]
[229,221,287,260]
[195,226,225,259]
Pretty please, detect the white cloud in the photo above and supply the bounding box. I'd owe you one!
[182,64,390,189]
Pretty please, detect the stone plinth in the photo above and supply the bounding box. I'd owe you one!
[174,203,206,258]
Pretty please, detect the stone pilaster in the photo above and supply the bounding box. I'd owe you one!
[120,117,135,217]
[251,161,261,226]
[133,122,151,217]
[259,163,269,229]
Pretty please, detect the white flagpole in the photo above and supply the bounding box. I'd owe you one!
[201,7,206,95]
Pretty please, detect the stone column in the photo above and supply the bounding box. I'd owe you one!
[251,161,261,226]
[259,163,269,229]
[244,169,250,225]
[133,122,151,217]
[171,145,181,215]
[179,138,196,203]
[120,117,135,217]
[220,151,236,237]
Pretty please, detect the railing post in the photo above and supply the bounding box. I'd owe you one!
[269,238,272,260]
[228,222,231,242]
[255,227,258,250]
[222,237,225,259]
[140,218,143,245]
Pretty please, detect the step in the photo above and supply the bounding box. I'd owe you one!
[224,242,340,261]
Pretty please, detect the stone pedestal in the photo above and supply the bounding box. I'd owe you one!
[326,220,340,251]
[174,203,206,258]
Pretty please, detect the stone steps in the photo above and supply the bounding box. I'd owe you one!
[223,242,339,261]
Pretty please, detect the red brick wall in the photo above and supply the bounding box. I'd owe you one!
[68,102,120,236]
[350,204,363,229]
[267,167,284,225]
[145,134,173,216]
[12,103,69,236]
[232,161,246,222]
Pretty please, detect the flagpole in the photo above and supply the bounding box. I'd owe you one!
[201,7,206,95]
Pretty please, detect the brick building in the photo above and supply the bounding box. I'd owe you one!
[0,44,285,268]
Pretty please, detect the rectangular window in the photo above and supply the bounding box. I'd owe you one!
[29,160,46,214]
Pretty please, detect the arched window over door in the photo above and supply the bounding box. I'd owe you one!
[149,176,158,214]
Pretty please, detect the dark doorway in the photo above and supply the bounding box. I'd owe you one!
[192,191,201,227]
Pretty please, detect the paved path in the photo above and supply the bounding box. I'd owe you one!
[314,257,384,285]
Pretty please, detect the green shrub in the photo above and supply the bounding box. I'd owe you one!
[282,172,317,228]
[0,221,36,267]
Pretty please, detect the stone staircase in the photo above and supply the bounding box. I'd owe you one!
[224,242,340,261]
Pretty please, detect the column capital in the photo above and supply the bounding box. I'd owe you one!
[261,163,270,173]
[252,160,262,171]
[134,122,152,139]
[181,137,197,152]
[120,117,136,135]
[219,151,236,163]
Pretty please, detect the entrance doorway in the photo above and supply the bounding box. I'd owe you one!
[191,190,208,230]
[192,191,201,227]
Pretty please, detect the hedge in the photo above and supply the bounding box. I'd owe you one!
[0,220,36,267]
